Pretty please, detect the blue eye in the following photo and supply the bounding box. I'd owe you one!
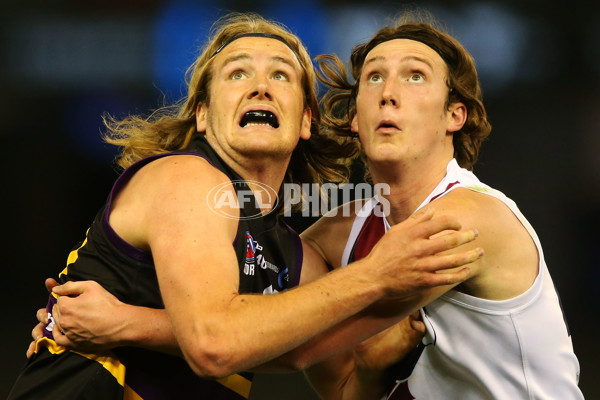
[272,71,289,81]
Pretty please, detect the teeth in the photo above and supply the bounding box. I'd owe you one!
[245,122,272,127]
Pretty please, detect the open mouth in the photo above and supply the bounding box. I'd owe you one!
[378,121,399,130]
[240,110,279,128]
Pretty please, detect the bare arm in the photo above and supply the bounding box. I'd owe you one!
[33,187,481,376]
[49,280,179,355]
[305,314,425,400]
[301,188,538,399]
[127,156,483,378]
[264,203,480,371]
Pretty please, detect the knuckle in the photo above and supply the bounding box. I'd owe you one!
[59,315,70,327]
[420,275,436,288]
[443,235,458,248]
[411,258,425,271]
[447,254,459,266]
[58,301,68,313]
[454,255,466,267]
[411,240,428,257]
[437,214,451,225]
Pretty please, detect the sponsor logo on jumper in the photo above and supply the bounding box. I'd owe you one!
[256,254,279,274]
[245,232,256,262]
[243,235,284,280]
[243,262,255,276]
[278,267,289,288]
[244,231,256,275]
[263,285,278,295]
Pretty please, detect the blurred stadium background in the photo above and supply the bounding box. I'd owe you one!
[2,0,599,398]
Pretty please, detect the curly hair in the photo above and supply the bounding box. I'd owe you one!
[317,13,491,171]
[103,12,358,188]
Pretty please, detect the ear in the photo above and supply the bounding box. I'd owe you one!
[196,103,207,133]
[446,102,467,133]
[299,107,312,140]
[350,113,359,134]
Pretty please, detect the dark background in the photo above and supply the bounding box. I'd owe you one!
[2,1,599,398]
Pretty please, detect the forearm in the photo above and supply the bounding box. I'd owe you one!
[156,206,480,378]
[51,280,181,355]
[169,260,386,378]
[304,314,425,400]
[339,367,388,400]
[304,352,387,400]
[117,305,180,356]
[255,310,402,373]
[257,293,427,372]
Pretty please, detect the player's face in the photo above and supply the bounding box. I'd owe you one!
[352,39,465,168]
[197,37,311,167]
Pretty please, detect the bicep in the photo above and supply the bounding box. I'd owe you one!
[141,159,241,348]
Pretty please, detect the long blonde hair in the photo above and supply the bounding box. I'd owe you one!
[104,12,358,186]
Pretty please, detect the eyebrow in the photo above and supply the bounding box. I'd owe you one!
[363,54,434,71]
[401,55,434,70]
[221,53,298,71]
[222,53,252,66]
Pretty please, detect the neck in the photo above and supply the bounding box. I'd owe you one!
[229,156,290,214]
[203,134,291,213]
[370,157,452,225]
[241,164,288,212]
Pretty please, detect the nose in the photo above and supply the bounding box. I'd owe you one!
[380,79,398,108]
[248,76,272,100]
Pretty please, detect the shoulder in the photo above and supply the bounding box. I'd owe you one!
[431,188,519,233]
[124,154,236,212]
[134,154,230,189]
[431,187,538,299]
[116,154,238,242]
[107,154,239,252]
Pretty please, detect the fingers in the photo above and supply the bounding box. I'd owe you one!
[36,308,48,324]
[409,207,434,223]
[26,341,36,359]
[44,278,60,293]
[52,304,64,334]
[390,211,475,255]
[409,310,421,320]
[420,265,473,288]
[51,323,74,348]
[410,319,426,333]
[31,321,45,341]
[52,280,92,297]
[424,229,479,255]
[407,311,426,333]
[421,247,484,273]
[29,306,50,358]
[405,211,463,239]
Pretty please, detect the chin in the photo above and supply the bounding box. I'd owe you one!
[236,142,293,160]
[366,147,404,163]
